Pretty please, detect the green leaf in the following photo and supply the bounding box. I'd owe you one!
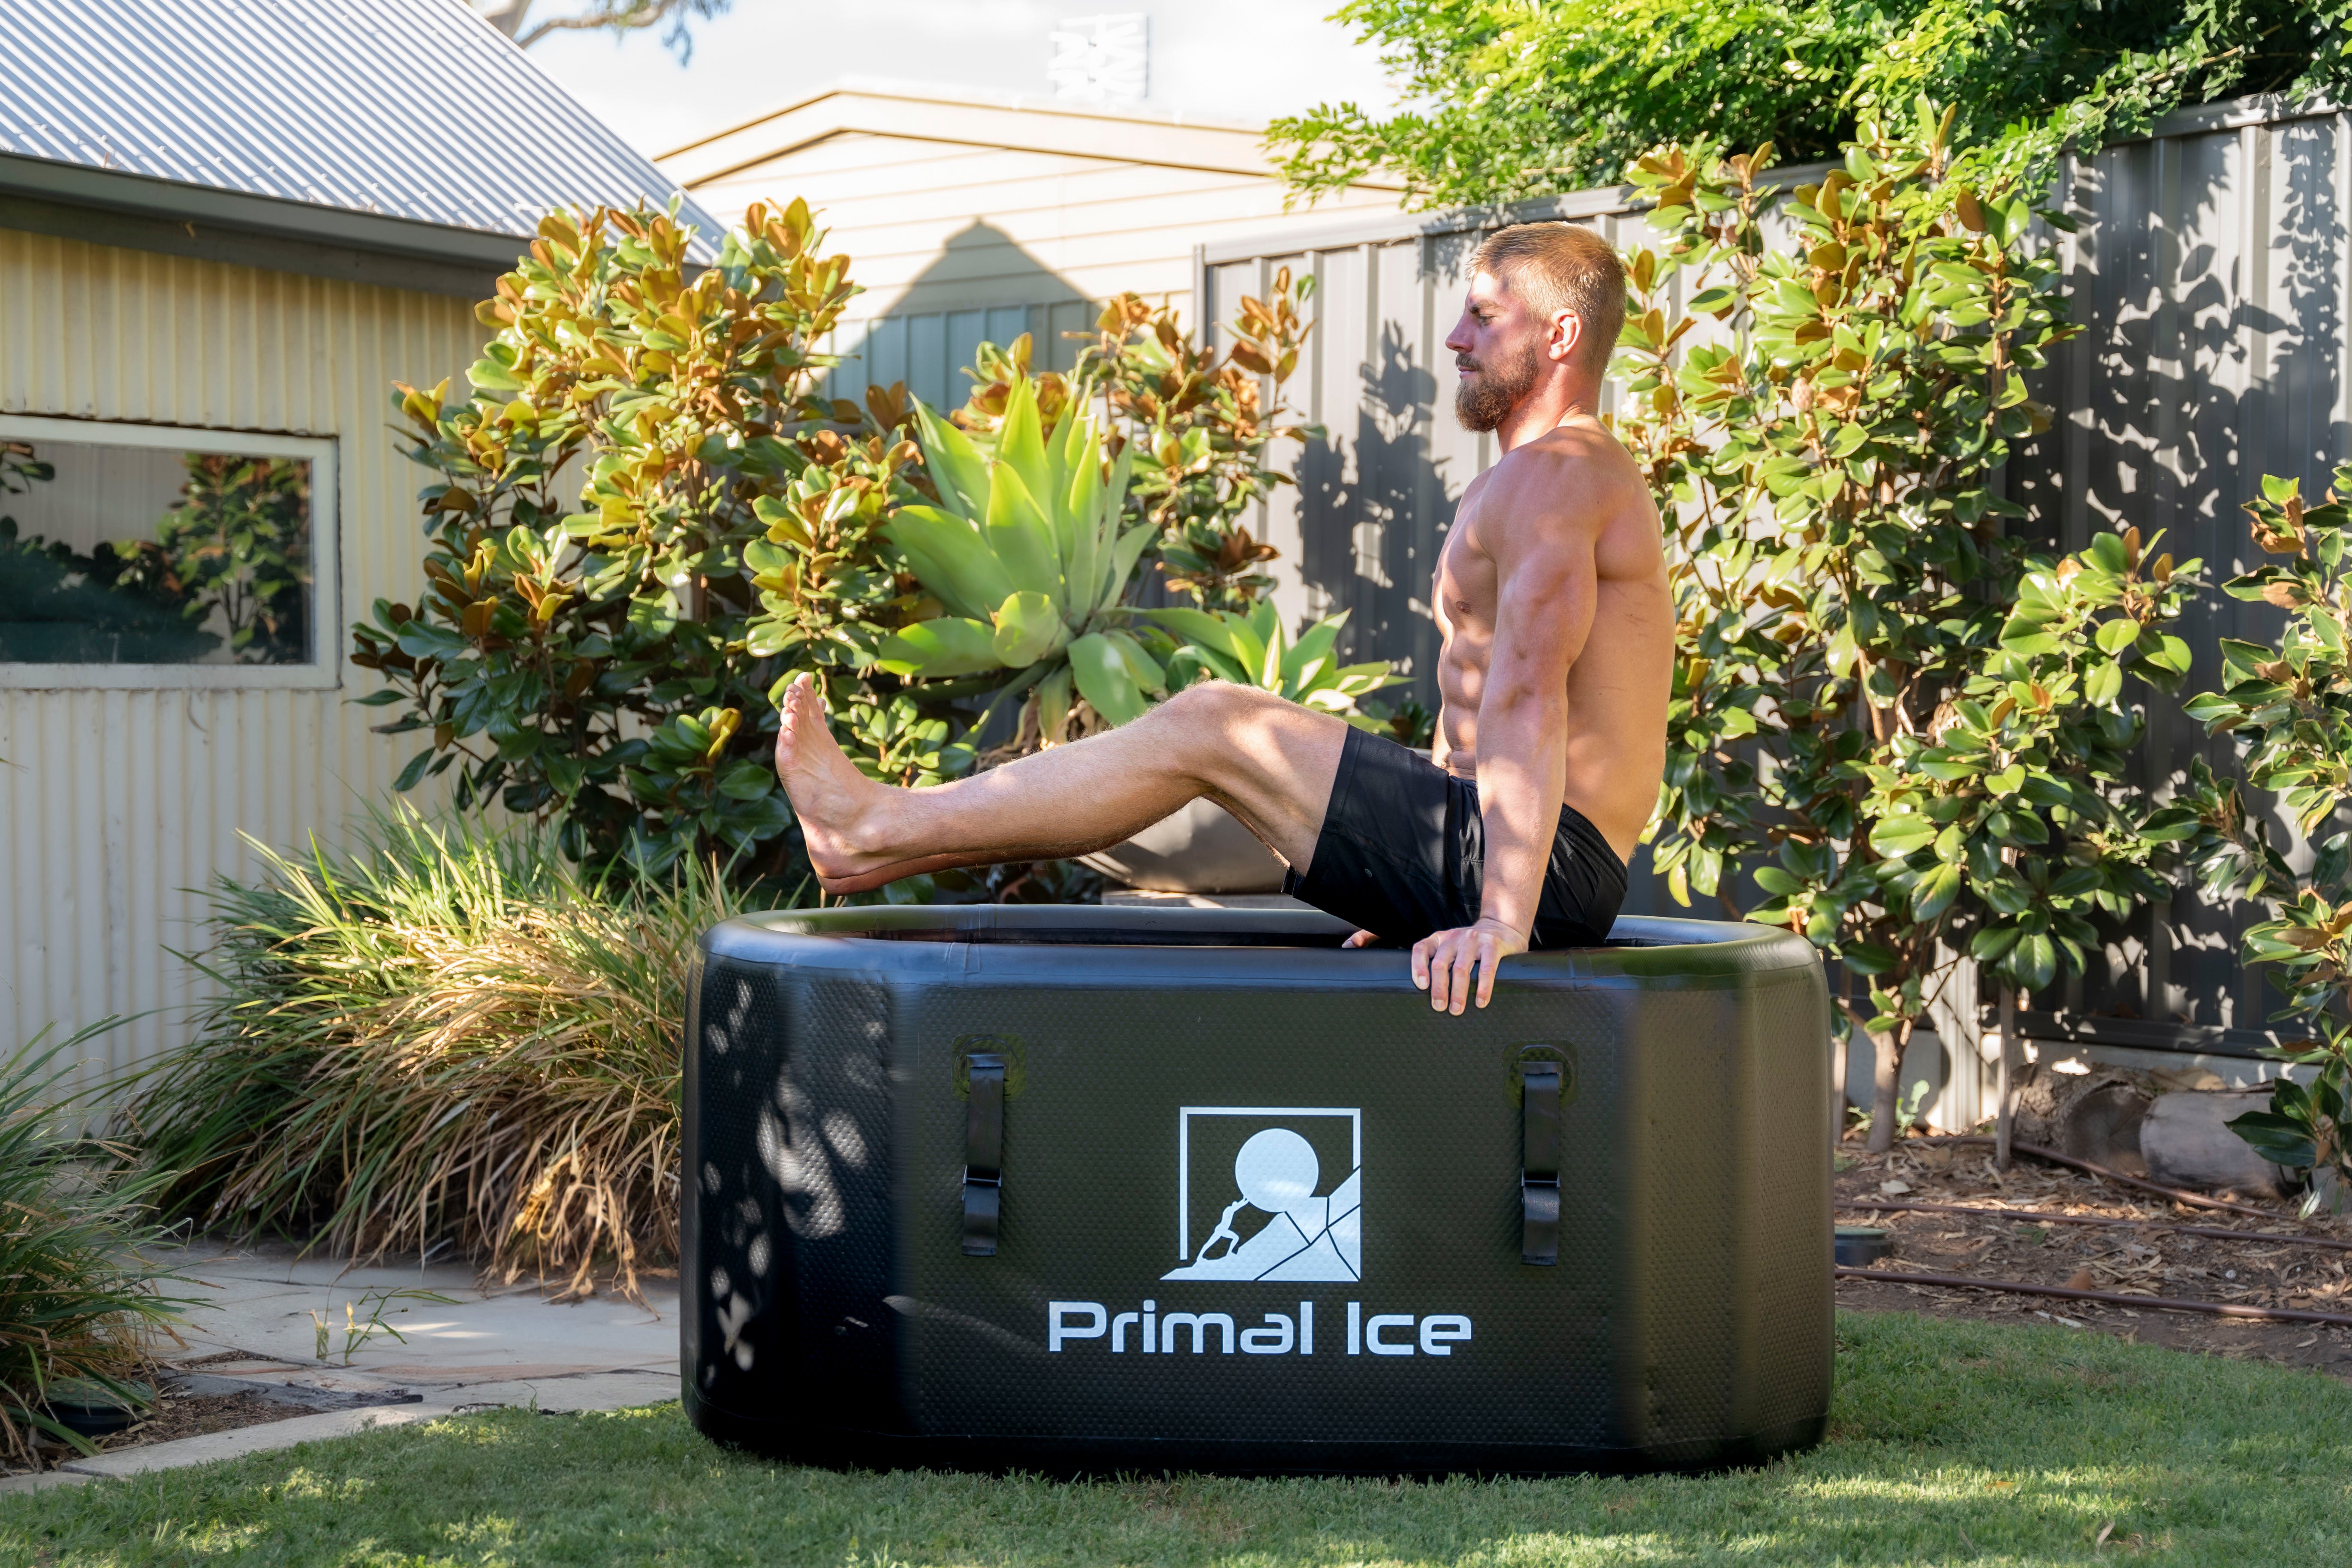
[994,374,1053,524]
[913,400,993,518]
[393,746,434,793]
[717,761,774,800]
[1871,816,1937,854]
[1106,629,1167,694]
[882,507,1016,623]
[1099,522,1156,614]
[990,590,1066,668]
[1142,607,1243,661]
[984,463,1064,602]
[1067,631,1150,726]
[1912,861,1963,922]
[2013,932,2057,990]
[2095,617,2142,656]
[2224,1109,2314,1168]
[1842,942,1897,975]
[874,617,1005,678]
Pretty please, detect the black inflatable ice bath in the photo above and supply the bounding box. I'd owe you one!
[682,906,1832,1476]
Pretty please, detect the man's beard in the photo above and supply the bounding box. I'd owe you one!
[1453,337,1542,432]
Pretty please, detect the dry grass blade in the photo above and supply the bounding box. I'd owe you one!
[116,807,752,1301]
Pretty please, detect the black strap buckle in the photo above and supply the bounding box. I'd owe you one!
[961,1052,1005,1257]
[1520,1062,1561,1266]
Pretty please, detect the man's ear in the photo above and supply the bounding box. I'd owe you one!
[1548,308,1584,365]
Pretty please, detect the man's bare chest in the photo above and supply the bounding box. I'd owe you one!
[1433,498,1500,633]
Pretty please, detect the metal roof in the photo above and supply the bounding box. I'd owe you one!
[0,0,722,275]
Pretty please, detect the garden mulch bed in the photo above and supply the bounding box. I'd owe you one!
[1835,1136,2352,1379]
[1,1360,317,1481]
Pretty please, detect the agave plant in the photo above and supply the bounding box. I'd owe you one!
[1146,602,1401,727]
[876,375,1167,739]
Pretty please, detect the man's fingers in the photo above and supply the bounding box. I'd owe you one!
[1343,929,1376,948]
[1449,941,1477,1015]
[1475,932,1500,1009]
[1411,936,1434,991]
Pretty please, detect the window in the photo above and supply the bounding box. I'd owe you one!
[0,416,338,689]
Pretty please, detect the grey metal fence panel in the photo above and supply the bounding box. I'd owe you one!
[1203,94,2350,1051]
[822,298,1098,411]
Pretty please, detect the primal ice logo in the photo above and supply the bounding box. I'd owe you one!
[1162,1107,1361,1282]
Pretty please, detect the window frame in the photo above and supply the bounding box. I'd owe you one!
[0,414,341,691]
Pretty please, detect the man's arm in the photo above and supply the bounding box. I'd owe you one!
[1415,454,1598,1012]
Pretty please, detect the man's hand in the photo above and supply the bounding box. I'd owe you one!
[1411,918,1528,1014]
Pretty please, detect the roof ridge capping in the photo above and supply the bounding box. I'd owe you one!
[660,73,1406,192]
[662,74,1274,161]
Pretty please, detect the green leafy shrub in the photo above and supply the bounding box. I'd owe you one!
[3,1024,191,1465]
[349,201,918,875]
[117,809,749,1300]
[2170,466,2352,1210]
[1614,111,2201,1149]
[1270,0,2349,209]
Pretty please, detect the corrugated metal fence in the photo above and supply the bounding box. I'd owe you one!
[1202,93,2350,1057]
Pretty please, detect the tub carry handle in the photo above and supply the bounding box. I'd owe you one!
[961,1051,1006,1256]
[1520,1061,1562,1266]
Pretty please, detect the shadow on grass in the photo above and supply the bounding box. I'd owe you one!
[5,1312,2351,1565]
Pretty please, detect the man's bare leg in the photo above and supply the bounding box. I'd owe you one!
[773,674,1346,894]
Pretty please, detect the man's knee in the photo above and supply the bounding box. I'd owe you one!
[1158,679,1277,734]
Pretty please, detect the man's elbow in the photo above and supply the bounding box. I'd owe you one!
[1482,666,1571,721]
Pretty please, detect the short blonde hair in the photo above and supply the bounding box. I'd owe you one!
[1469,223,1626,376]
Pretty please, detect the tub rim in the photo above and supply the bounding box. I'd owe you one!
[701,906,1819,983]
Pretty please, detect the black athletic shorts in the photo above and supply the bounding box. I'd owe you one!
[1284,726,1628,949]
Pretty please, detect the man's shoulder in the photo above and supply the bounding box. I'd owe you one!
[1482,425,1647,529]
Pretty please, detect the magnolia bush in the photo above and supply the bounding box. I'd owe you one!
[2169,467,2352,1210]
[1614,107,2201,1148]
[352,202,922,873]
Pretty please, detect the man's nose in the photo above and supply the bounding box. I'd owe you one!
[1443,322,1474,354]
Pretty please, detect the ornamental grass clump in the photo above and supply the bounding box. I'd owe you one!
[2,1024,190,1465]
[118,809,745,1301]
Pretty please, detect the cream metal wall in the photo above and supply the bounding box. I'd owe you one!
[666,85,1404,410]
[0,230,481,1096]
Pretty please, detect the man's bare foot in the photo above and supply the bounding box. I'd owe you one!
[772,674,934,894]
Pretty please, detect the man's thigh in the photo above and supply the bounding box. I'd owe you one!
[1160,682,1349,872]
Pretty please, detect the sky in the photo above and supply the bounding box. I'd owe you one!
[519,0,1402,158]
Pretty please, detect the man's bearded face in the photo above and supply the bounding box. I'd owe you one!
[1452,328,1543,433]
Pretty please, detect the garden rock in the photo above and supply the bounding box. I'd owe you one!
[2139,1088,2292,1198]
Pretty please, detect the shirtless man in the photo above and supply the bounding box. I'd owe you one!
[772,222,1672,1013]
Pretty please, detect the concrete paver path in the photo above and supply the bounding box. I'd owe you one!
[0,1240,678,1491]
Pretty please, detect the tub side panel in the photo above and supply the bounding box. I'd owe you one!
[786,970,904,1428]
[1619,983,1742,1456]
[1742,961,1835,1442]
[888,978,1636,1450]
[684,952,798,1429]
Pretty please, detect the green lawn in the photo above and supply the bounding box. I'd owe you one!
[5,1312,2349,1567]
